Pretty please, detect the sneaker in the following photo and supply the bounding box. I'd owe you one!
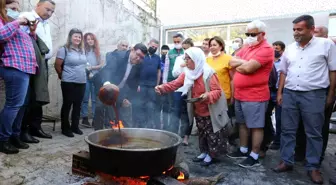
[238,156,260,168]
[227,149,248,159]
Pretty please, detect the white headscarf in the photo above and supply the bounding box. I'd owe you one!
[179,47,214,95]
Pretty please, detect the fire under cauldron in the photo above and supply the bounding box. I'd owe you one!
[81,83,185,184]
[85,128,182,177]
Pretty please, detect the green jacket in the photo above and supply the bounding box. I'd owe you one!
[29,36,50,106]
[167,48,184,82]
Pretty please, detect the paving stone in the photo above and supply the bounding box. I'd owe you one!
[0,175,25,185]
[0,122,336,185]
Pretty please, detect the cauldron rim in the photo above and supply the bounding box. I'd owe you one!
[85,128,182,152]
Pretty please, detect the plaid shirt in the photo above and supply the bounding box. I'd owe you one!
[0,19,37,74]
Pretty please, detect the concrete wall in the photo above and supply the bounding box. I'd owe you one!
[0,0,161,117]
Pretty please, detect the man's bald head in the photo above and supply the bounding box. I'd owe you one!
[314,26,328,38]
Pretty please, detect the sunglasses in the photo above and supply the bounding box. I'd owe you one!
[245,32,261,37]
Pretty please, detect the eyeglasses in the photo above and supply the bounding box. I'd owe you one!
[245,32,261,37]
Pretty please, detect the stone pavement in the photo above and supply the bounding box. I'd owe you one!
[1,122,336,185]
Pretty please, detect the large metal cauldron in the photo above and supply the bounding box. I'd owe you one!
[85,128,182,177]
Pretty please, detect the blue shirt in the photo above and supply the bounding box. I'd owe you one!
[139,54,161,87]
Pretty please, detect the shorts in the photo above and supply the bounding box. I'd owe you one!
[234,100,268,128]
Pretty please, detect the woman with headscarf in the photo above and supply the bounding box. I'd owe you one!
[155,47,229,166]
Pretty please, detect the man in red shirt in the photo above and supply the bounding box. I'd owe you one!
[227,20,274,168]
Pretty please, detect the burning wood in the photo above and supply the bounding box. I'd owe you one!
[97,172,147,185]
[162,165,189,181]
[181,172,225,185]
[110,120,125,129]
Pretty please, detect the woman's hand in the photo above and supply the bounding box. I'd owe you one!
[29,20,39,34]
[17,17,28,25]
[155,85,163,95]
[200,92,209,101]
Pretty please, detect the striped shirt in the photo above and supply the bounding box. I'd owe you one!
[0,19,37,74]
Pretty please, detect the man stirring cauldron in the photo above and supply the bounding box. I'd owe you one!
[93,43,147,130]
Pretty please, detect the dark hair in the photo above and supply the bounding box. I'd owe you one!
[149,38,159,45]
[272,41,286,51]
[133,43,148,54]
[293,15,315,29]
[182,38,194,47]
[161,45,170,50]
[203,38,210,42]
[173,33,184,39]
[236,37,244,44]
[38,0,56,5]
[65,28,84,52]
[209,36,225,51]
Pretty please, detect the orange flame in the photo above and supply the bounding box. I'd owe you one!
[177,171,185,180]
[97,172,147,185]
[139,176,149,179]
[162,166,174,175]
[110,120,125,129]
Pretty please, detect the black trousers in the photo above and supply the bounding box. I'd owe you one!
[22,59,49,132]
[21,105,43,131]
[295,99,334,161]
[21,75,44,132]
[60,82,86,131]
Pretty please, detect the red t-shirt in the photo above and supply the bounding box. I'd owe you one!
[233,40,274,101]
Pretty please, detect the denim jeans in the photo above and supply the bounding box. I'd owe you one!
[81,79,96,118]
[280,88,326,170]
[170,92,189,135]
[0,67,30,141]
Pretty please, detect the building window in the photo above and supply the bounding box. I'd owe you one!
[329,16,336,37]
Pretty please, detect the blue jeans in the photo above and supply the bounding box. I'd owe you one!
[157,94,169,129]
[137,85,157,128]
[280,88,326,170]
[0,67,30,141]
[81,79,96,118]
[170,92,189,135]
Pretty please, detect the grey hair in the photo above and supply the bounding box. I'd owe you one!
[38,0,56,5]
[149,38,159,44]
[319,26,329,35]
[117,39,129,46]
[247,20,267,32]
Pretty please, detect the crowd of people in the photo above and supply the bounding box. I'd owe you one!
[1,0,336,184]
